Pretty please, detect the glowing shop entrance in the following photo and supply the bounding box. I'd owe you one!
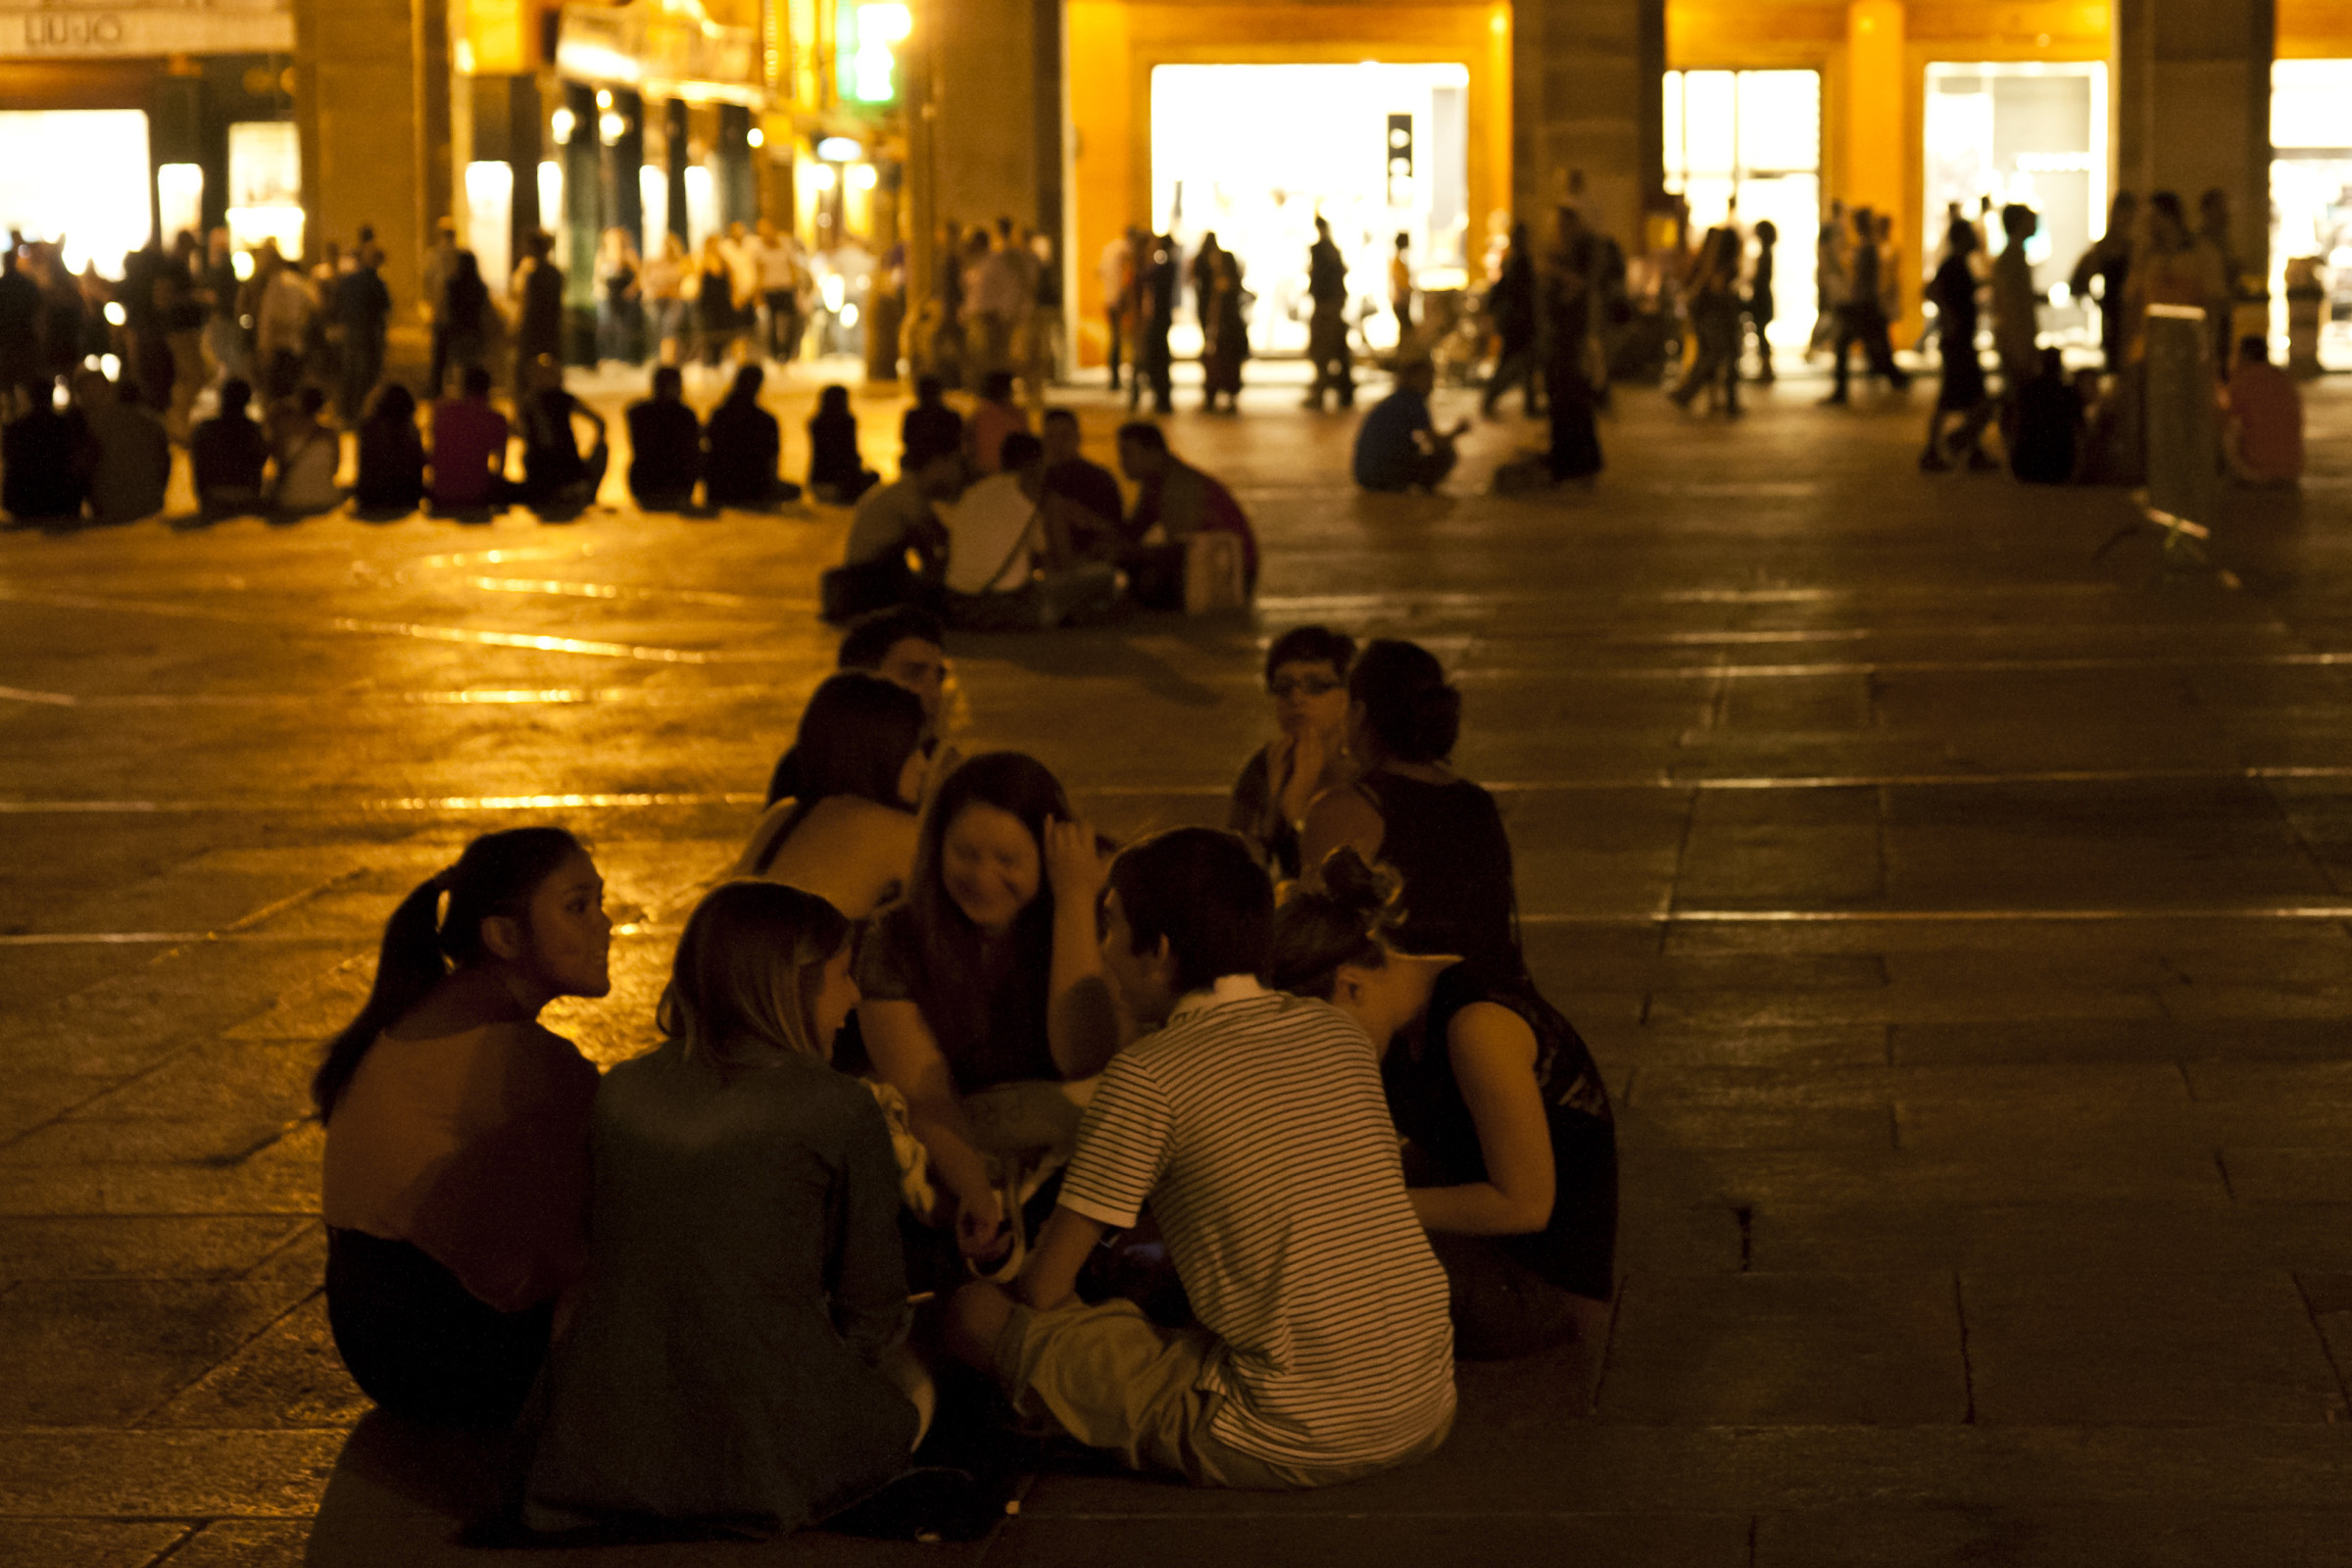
[1923,62,2108,348]
[1663,70,1823,350]
[2272,59,2352,370]
[0,111,154,274]
[1149,62,1472,357]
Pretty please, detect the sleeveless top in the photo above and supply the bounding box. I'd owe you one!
[1383,962,1617,1300]
[1356,770,1521,970]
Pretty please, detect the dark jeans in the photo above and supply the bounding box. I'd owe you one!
[1427,1232,1584,1361]
[764,290,799,360]
[1832,305,1908,398]
[1105,312,1125,387]
[324,1227,552,1426]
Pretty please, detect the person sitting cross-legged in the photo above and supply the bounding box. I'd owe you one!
[1353,359,1469,493]
[191,376,271,521]
[941,431,1116,632]
[517,355,609,517]
[624,365,704,511]
[705,364,804,509]
[944,826,1457,1490]
[428,365,513,515]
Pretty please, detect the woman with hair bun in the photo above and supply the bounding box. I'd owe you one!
[1298,637,1521,970]
[521,881,929,1537]
[1272,849,1616,1360]
[318,827,611,1425]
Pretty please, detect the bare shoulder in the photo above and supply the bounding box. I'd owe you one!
[1298,783,1385,884]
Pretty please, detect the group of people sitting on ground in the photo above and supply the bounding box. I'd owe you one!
[315,616,1616,1539]
[829,374,1258,631]
[0,369,172,526]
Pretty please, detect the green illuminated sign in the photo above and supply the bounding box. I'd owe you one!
[837,1,907,106]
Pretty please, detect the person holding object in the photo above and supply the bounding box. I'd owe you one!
[1353,360,1468,492]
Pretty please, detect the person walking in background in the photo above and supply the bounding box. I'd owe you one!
[253,243,314,403]
[1200,247,1250,415]
[965,222,1024,379]
[423,219,458,397]
[694,234,739,371]
[334,241,392,426]
[1023,227,1061,398]
[1989,203,2042,437]
[1874,212,1902,343]
[199,228,247,386]
[1481,221,1539,418]
[1541,205,1603,482]
[1808,200,1848,362]
[756,221,803,365]
[595,228,642,368]
[1099,227,1134,392]
[1919,218,1996,473]
[512,231,564,401]
[1743,219,1778,383]
[438,251,496,394]
[2069,191,2138,373]
[1669,220,1743,416]
[1390,231,1416,348]
[641,233,689,367]
[2194,188,2243,369]
[1304,216,1354,412]
[1132,233,1176,416]
[1823,206,1908,404]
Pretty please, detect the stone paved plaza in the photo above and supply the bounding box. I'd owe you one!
[3,365,2351,1566]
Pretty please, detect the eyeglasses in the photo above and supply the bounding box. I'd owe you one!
[1268,675,1342,699]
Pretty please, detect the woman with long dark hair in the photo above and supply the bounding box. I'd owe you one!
[317,826,610,1425]
[521,880,928,1536]
[1298,637,1521,972]
[732,671,929,920]
[1273,849,1616,1360]
[856,752,1118,1267]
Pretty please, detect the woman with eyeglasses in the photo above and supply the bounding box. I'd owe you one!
[1227,625,1357,882]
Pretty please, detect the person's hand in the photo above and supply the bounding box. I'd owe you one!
[1043,815,1107,907]
[956,1184,1011,1261]
[1275,726,1328,823]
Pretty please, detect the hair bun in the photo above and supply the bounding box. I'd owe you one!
[1315,848,1403,933]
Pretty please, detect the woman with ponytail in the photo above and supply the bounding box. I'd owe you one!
[522,881,932,1538]
[1298,638,1522,971]
[1272,849,1617,1361]
[318,826,611,1426]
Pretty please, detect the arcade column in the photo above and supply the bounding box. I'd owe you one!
[2113,0,2274,270]
[293,0,452,344]
[1510,0,1667,253]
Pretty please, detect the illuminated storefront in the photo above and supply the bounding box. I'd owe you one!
[2271,57,2352,368]
[0,0,297,273]
[1663,68,1821,347]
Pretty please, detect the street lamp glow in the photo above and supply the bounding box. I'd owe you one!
[551,107,576,144]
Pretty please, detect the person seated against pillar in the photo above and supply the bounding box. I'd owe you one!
[72,368,169,525]
[767,604,956,810]
[190,376,270,521]
[808,383,880,504]
[1229,625,1357,883]
[1039,407,1123,558]
[855,752,1120,1287]
[518,355,610,517]
[268,383,345,520]
[2223,334,2304,488]
[942,826,1457,1489]
[1114,421,1259,609]
[734,671,930,921]
[941,432,1117,632]
[900,373,963,468]
[964,369,1031,477]
[1299,638,1522,975]
[1352,359,1469,493]
[353,382,427,517]
[428,365,513,516]
[2006,347,2085,487]
[517,882,930,1539]
[2,382,87,525]
[1273,848,1617,1361]
[624,365,704,511]
[705,363,803,510]
[317,827,610,1426]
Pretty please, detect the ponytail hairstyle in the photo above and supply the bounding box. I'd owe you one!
[312,827,587,1121]
[1348,638,1462,765]
[1270,848,1405,1001]
[660,880,852,1067]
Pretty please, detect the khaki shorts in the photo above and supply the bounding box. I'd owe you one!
[994,1297,1452,1490]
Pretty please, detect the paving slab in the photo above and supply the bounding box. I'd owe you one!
[1751,1507,2352,1568]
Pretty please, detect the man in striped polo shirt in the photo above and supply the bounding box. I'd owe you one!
[946,827,1456,1488]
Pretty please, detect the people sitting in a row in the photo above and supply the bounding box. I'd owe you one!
[316,644,1610,1535]
[619,364,806,512]
[2,369,172,525]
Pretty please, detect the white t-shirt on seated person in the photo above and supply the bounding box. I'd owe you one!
[944,470,1039,595]
[1056,975,1457,1471]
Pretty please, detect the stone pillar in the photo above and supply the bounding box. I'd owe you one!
[610,89,645,247]
[665,98,691,247]
[562,79,600,359]
[2113,0,2274,270]
[717,104,757,227]
[1511,0,1664,253]
[296,0,452,327]
[925,0,1056,242]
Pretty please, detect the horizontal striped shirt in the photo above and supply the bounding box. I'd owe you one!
[1059,976,1455,1469]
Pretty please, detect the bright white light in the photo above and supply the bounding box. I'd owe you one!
[596,88,613,110]
[599,111,625,145]
[808,164,838,190]
[748,126,764,148]
[551,107,576,145]
[816,135,862,163]
[104,301,126,325]
[855,43,895,101]
[466,161,514,290]
[821,272,845,311]
[538,161,564,233]
[849,163,878,190]
[860,3,911,43]
[841,302,859,327]
[638,164,667,260]
[0,110,154,272]
[157,163,204,243]
[232,250,254,280]
[99,354,120,379]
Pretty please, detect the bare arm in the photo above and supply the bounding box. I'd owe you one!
[858,998,1006,1256]
[1015,1205,1106,1311]
[1042,817,1121,1078]
[1298,785,1385,892]
[1408,1002,1557,1236]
